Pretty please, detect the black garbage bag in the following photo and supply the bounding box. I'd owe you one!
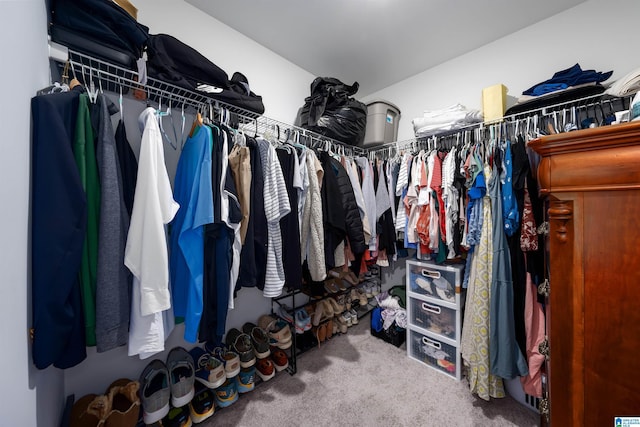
[297,77,367,146]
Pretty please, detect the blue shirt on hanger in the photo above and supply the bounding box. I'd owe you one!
[170,125,214,343]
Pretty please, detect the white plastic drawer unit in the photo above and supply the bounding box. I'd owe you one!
[408,328,461,380]
[407,261,462,305]
[409,297,456,343]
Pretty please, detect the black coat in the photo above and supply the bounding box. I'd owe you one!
[320,152,366,267]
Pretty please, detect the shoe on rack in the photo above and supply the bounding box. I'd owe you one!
[334,277,348,291]
[326,318,334,340]
[162,405,192,427]
[139,359,171,425]
[189,382,214,424]
[206,345,241,378]
[294,308,312,333]
[214,377,239,408]
[270,347,289,372]
[188,347,225,389]
[166,347,195,408]
[349,308,359,325]
[233,333,256,368]
[255,358,276,382]
[258,314,292,349]
[242,322,271,359]
[328,297,343,314]
[237,366,256,394]
[103,379,140,427]
[334,315,348,334]
[323,278,340,294]
[362,283,374,299]
[321,299,335,318]
[340,311,353,327]
[311,301,324,326]
[277,304,295,324]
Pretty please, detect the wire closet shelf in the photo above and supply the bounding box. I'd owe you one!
[366,90,632,159]
[62,48,366,157]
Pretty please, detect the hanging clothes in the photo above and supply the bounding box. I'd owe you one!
[277,146,302,290]
[257,137,291,297]
[94,93,131,353]
[301,150,326,281]
[115,119,138,217]
[235,137,268,290]
[461,165,505,401]
[169,123,214,343]
[31,88,87,370]
[126,107,179,359]
[74,93,101,347]
[488,164,529,379]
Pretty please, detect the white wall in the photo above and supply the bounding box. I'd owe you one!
[363,0,640,141]
[63,0,316,400]
[136,0,315,124]
[0,1,61,426]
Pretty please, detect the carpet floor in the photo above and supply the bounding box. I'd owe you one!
[201,317,539,427]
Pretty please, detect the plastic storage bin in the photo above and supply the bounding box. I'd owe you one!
[408,329,459,379]
[407,261,462,305]
[362,100,400,147]
[409,296,457,342]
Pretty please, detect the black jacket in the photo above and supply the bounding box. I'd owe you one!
[320,152,366,267]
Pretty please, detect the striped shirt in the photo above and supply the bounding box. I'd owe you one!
[256,138,291,297]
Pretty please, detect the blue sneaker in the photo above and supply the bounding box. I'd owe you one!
[214,378,238,408]
[237,367,256,394]
[189,347,226,389]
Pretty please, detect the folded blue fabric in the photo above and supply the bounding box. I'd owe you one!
[531,83,568,97]
[523,63,612,96]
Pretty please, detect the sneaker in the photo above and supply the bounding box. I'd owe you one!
[166,347,195,408]
[277,304,295,324]
[237,366,256,394]
[258,315,292,349]
[349,308,359,325]
[162,405,192,427]
[217,347,241,378]
[189,347,225,389]
[255,358,276,382]
[214,378,238,408]
[139,359,171,424]
[294,309,312,334]
[243,322,271,359]
[234,333,256,368]
[269,347,289,372]
[189,382,214,424]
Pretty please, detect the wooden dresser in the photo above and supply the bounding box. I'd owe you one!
[529,122,640,426]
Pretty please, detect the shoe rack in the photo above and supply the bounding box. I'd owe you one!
[270,265,383,373]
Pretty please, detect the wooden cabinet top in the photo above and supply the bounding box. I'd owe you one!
[527,121,640,195]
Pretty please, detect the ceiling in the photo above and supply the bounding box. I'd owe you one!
[188,0,586,97]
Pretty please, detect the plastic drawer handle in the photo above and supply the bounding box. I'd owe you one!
[422,336,442,349]
[421,269,441,279]
[421,302,441,314]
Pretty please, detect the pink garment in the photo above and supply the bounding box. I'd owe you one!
[520,271,546,397]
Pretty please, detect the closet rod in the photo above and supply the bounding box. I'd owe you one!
[53,46,366,156]
[368,90,633,157]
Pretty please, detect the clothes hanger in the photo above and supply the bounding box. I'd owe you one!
[157,96,178,150]
[118,78,124,122]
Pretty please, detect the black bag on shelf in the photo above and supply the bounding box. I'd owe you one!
[50,0,149,67]
[297,77,368,146]
[145,34,230,92]
[146,35,265,114]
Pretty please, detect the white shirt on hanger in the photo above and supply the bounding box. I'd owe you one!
[126,107,179,358]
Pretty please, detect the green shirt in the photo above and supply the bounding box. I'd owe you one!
[73,94,101,346]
